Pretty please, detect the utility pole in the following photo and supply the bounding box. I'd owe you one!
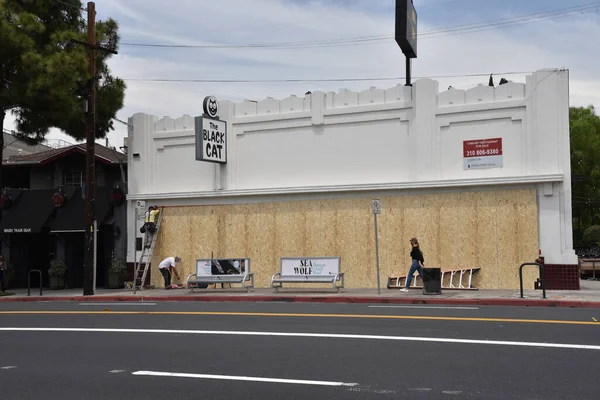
[72,2,117,295]
[83,1,96,296]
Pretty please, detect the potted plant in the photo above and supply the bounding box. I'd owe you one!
[48,259,67,290]
[107,258,128,289]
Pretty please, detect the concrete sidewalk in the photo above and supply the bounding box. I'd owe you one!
[2,280,600,308]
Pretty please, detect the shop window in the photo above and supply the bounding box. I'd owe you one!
[64,170,85,187]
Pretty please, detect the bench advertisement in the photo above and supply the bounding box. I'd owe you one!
[280,257,340,276]
[196,258,249,276]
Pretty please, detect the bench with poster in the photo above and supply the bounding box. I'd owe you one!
[270,257,345,293]
[186,258,255,292]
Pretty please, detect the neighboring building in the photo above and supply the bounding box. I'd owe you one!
[2,129,52,160]
[0,143,128,289]
[126,69,578,290]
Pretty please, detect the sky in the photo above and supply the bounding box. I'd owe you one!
[3,0,600,149]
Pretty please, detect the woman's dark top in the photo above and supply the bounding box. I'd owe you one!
[410,247,424,263]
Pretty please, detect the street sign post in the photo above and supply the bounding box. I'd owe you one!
[372,199,381,294]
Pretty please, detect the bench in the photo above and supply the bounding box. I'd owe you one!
[186,258,255,292]
[271,257,344,293]
[387,267,481,290]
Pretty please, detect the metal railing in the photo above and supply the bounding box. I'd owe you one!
[519,262,545,299]
[28,269,43,296]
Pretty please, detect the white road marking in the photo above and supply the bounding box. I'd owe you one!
[1,366,17,370]
[410,388,433,392]
[442,390,463,395]
[132,370,359,387]
[109,370,126,373]
[2,327,600,351]
[347,387,396,394]
[78,303,157,306]
[368,306,479,310]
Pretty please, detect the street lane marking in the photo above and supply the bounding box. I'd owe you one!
[132,370,359,387]
[0,311,597,326]
[347,387,396,394]
[1,366,17,370]
[368,306,479,310]
[2,327,600,351]
[78,303,157,306]
[110,370,126,374]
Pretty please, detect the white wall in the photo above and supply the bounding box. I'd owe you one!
[126,69,576,266]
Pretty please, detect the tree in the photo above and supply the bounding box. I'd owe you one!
[583,225,600,248]
[0,0,125,195]
[570,105,600,245]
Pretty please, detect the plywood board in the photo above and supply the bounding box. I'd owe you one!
[149,188,539,290]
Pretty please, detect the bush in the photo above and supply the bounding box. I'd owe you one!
[48,260,68,277]
[109,258,127,276]
[583,225,600,247]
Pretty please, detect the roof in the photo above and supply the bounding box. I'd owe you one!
[3,143,126,166]
[3,131,52,161]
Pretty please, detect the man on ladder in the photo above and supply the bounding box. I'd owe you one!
[140,206,161,248]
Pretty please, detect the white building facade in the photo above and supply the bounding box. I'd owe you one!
[126,69,578,290]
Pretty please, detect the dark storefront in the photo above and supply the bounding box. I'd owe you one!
[0,187,115,289]
[1,143,128,290]
[0,189,56,288]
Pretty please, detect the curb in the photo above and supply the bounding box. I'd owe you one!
[1,295,600,308]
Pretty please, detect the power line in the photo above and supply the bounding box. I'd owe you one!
[120,0,488,40]
[121,71,532,84]
[55,0,87,12]
[119,2,600,50]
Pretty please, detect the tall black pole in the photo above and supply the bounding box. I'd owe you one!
[405,57,412,87]
[83,1,96,296]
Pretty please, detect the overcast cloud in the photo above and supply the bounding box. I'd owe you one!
[3,0,599,149]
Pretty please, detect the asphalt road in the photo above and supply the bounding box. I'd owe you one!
[1,302,599,399]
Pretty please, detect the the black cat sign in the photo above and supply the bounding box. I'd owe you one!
[195,96,227,164]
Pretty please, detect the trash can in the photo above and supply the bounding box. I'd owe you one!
[422,268,442,295]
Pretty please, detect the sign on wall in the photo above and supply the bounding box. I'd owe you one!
[195,95,227,164]
[196,258,249,276]
[463,138,503,170]
[3,228,32,233]
[280,257,341,276]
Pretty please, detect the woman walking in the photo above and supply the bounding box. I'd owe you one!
[400,238,424,292]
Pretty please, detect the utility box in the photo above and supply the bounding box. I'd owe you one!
[422,268,442,295]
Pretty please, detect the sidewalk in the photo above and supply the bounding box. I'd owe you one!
[2,280,600,308]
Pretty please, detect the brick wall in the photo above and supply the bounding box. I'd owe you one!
[542,264,580,290]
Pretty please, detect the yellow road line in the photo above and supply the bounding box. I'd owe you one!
[0,311,598,326]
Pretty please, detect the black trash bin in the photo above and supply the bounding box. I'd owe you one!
[422,268,442,295]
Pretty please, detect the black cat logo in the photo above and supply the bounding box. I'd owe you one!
[203,95,219,118]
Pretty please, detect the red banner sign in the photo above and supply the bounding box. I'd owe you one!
[463,138,502,158]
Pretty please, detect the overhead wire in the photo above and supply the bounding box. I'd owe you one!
[121,71,533,84]
[118,2,600,50]
[55,0,87,12]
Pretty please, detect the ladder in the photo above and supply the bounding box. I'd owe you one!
[133,207,163,293]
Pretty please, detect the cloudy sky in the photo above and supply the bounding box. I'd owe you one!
[4,0,600,149]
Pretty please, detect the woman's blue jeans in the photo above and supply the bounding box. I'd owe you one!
[405,260,423,288]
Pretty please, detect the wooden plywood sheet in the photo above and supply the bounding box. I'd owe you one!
[149,188,539,290]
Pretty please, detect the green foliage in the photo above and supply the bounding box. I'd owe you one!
[48,259,68,277]
[583,225,600,247]
[109,258,127,276]
[0,0,126,186]
[570,105,600,242]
